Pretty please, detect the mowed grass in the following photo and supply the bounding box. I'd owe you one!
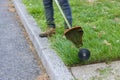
[22,0,120,66]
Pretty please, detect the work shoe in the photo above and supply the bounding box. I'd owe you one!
[39,27,56,37]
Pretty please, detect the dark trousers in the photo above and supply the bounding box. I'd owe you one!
[43,0,72,28]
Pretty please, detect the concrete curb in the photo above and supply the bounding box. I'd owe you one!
[12,0,74,80]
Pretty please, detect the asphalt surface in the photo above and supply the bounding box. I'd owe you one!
[0,0,41,80]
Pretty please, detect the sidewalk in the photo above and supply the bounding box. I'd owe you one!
[12,0,120,80]
[0,0,41,80]
[71,61,120,80]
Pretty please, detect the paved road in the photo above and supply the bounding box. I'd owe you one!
[0,0,41,80]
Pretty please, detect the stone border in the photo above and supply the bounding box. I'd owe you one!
[12,0,74,80]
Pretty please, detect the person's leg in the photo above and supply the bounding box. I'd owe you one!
[58,0,72,29]
[43,0,56,28]
[39,0,55,37]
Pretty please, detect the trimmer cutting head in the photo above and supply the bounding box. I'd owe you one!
[64,27,83,48]
[78,48,90,60]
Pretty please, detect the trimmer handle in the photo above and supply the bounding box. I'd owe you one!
[54,0,72,29]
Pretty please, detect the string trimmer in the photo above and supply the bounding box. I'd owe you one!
[54,0,90,60]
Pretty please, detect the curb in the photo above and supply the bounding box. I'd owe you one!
[12,0,74,80]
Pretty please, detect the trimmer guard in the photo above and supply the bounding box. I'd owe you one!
[64,27,83,48]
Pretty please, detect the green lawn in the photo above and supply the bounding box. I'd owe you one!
[22,0,120,66]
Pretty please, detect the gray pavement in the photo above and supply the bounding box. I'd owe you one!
[71,61,120,80]
[0,0,41,80]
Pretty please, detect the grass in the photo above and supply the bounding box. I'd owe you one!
[22,0,120,66]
